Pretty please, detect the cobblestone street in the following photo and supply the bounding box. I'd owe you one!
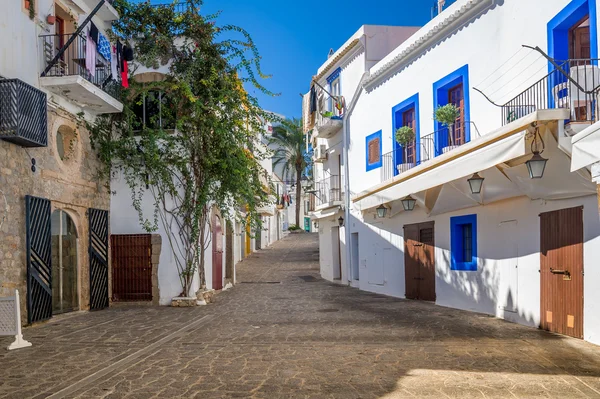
[2,233,600,398]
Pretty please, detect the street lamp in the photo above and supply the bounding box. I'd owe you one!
[467,172,484,194]
[526,125,547,179]
[401,195,416,211]
[376,204,387,218]
[338,216,344,227]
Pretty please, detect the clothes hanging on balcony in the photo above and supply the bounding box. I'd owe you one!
[89,23,99,45]
[123,45,134,62]
[85,26,96,77]
[97,34,111,62]
[110,44,119,80]
[121,60,129,88]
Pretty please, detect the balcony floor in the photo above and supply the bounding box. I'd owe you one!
[41,75,123,114]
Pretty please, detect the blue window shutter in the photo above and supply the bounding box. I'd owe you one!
[450,214,477,271]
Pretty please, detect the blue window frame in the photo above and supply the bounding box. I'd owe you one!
[327,68,342,115]
[450,214,477,271]
[392,94,420,176]
[365,130,382,171]
[432,65,470,156]
[547,0,598,108]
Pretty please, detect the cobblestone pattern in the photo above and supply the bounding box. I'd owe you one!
[1,233,600,398]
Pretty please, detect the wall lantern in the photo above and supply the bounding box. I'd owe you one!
[376,204,387,218]
[338,216,344,227]
[467,172,484,194]
[526,125,547,179]
[401,195,416,211]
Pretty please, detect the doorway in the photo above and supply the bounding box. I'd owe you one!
[51,209,79,314]
[403,221,435,301]
[351,232,359,281]
[331,226,342,280]
[212,214,223,290]
[540,206,584,338]
[225,220,234,283]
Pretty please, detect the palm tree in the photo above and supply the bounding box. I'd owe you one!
[270,118,311,228]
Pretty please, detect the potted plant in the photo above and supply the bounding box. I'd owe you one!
[321,111,334,118]
[394,126,416,173]
[46,14,56,25]
[435,104,461,153]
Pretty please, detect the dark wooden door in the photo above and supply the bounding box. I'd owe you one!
[404,222,435,301]
[401,107,416,163]
[448,84,465,145]
[212,215,223,290]
[570,24,591,59]
[111,234,152,302]
[540,207,584,338]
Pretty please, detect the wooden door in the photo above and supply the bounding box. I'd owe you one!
[448,84,465,145]
[402,108,416,163]
[212,214,223,290]
[404,222,435,301]
[570,24,591,59]
[540,207,584,338]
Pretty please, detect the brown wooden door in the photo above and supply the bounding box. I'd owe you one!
[448,84,465,145]
[212,214,223,290]
[540,207,584,338]
[404,222,435,301]
[402,108,416,163]
[570,24,591,59]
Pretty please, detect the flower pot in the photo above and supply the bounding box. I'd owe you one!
[24,0,30,9]
[397,163,415,174]
[46,15,55,25]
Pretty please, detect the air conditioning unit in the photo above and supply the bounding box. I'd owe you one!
[314,145,327,162]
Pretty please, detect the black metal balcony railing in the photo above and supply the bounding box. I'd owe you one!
[149,0,199,13]
[0,79,48,147]
[502,59,600,126]
[314,175,342,208]
[381,121,480,182]
[40,33,120,100]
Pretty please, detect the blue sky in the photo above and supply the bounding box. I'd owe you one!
[201,1,434,119]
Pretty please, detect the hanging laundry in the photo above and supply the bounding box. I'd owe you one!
[121,60,129,88]
[116,41,123,71]
[123,45,134,62]
[85,26,96,77]
[89,23,99,45]
[97,33,111,62]
[110,44,119,80]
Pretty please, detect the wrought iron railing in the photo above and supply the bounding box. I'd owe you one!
[314,175,342,207]
[149,0,199,13]
[381,122,480,182]
[40,33,120,100]
[502,59,600,126]
[0,79,48,147]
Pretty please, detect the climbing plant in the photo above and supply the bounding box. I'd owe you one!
[85,0,276,297]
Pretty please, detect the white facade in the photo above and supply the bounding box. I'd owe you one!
[310,0,600,345]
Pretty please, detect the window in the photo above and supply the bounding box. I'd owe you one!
[326,68,341,116]
[433,65,470,156]
[365,130,382,171]
[392,94,420,174]
[132,90,176,131]
[450,214,477,271]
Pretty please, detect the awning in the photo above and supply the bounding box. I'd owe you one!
[353,109,570,210]
[310,206,343,220]
[571,120,600,171]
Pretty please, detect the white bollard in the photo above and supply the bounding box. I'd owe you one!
[0,290,32,351]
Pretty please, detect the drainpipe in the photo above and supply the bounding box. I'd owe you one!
[343,63,368,284]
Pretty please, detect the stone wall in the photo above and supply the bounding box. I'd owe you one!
[0,107,110,323]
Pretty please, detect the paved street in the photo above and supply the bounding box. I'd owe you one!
[2,233,600,398]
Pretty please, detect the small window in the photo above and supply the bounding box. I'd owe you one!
[132,90,176,131]
[450,214,477,271]
[366,130,382,171]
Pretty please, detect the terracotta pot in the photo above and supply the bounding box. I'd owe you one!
[24,1,30,9]
[46,15,55,25]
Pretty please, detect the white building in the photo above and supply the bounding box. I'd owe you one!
[304,25,421,282]
[309,0,600,346]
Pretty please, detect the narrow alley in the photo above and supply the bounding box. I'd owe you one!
[1,233,600,398]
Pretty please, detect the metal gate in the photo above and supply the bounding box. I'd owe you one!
[89,208,109,310]
[111,234,152,301]
[25,195,52,324]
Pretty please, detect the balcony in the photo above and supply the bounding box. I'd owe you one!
[312,114,343,139]
[39,33,123,114]
[0,79,48,147]
[381,122,480,182]
[502,59,600,135]
[72,0,119,27]
[313,175,343,210]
